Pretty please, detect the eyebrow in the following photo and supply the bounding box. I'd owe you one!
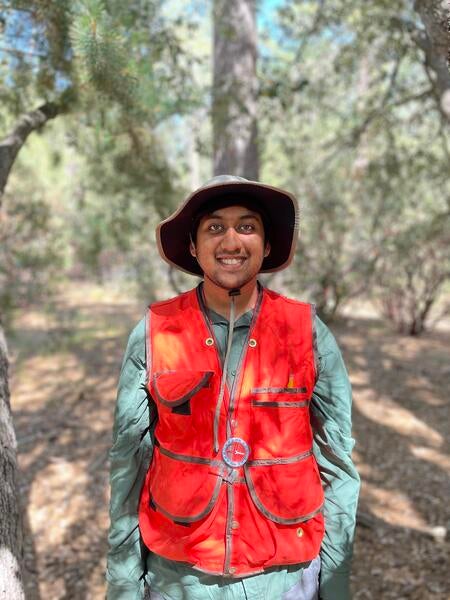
[203,212,259,221]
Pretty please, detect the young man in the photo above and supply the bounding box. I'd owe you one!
[106,175,360,600]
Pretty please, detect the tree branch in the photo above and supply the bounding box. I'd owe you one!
[0,101,63,200]
[413,0,450,120]
[0,45,47,59]
[391,86,434,106]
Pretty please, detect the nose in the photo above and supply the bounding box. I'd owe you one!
[220,226,242,253]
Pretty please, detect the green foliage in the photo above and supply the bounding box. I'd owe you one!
[0,0,201,119]
[260,0,450,331]
[0,1,73,114]
[0,182,63,325]
[1,0,448,335]
[376,215,450,335]
[61,107,179,279]
[0,0,203,309]
[71,0,138,108]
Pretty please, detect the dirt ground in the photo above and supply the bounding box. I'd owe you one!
[8,283,450,600]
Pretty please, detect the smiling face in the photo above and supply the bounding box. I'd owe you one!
[190,205,270,293]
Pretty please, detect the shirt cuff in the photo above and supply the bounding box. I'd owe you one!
[320,567,351,600]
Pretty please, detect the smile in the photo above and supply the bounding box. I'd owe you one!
[216,256,248,271]
[217,257,246,265]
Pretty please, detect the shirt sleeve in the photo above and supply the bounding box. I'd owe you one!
[106,316,157,600]
[311,316,360,600]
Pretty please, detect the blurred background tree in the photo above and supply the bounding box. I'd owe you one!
[1,0,447,329]
[213,0,259,177]
[259,0,450,327]
[0,0,204,314]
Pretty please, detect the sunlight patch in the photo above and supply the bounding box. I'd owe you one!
[353,391,443,447]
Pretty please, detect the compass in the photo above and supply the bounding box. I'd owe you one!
[222,437,250,468]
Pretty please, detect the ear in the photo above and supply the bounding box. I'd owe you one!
[189,240,196,257]
[264,242,271,258]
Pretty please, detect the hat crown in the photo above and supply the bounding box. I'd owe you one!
[201,174,250,188]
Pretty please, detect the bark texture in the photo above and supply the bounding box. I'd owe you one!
[0,101,60,598]
[0,324,25,600]
[414,0,450,119]
[0,102,60,197]
[212,0,259,179]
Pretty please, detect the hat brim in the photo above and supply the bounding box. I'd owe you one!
[156,180,299,277]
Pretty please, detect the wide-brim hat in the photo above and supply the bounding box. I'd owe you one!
[156,174,299,277]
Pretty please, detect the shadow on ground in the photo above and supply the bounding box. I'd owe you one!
[8,287,450,599]
[334,317,449,600]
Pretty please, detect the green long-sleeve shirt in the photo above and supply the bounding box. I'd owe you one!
[106,293,360,600]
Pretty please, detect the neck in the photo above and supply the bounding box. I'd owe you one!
[202,278,259,320]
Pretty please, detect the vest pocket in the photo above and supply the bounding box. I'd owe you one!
[244,454,324,524]
[250,390,314,457]
[152,370,213,408]
[148,446,222,523]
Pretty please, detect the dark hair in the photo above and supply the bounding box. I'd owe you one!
[190,195,271,244]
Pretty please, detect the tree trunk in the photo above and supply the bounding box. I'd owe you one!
[212,0,259,179]
[0,324,25,600]
[414,0,450,120]
[0,101,63,598]
[0,102,60,197]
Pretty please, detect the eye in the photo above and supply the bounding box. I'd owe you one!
[237,223,255,233]
[207,223,224,233]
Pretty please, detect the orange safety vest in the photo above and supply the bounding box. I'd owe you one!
[139,285,325,577]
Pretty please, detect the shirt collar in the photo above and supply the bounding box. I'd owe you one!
[207,306,253,328]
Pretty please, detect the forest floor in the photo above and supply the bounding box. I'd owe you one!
[8,282,450,600]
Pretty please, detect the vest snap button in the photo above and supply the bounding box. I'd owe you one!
[296,527,304,538]
[229,567,236,574]
[248,338,257,347]
[231,520,239,529]
[205,337,214,346]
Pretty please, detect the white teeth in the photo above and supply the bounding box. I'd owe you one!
[219,258,243,265]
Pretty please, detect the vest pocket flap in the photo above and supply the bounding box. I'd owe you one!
[245,455,324,525]
[251,387,310,408]
[149,447,221,522]
[153,370,213,407]
[251,387,308,394]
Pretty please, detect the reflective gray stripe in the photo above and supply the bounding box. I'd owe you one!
[252,400,309,408]
[145,308,152,385]
[224,482,234,574]
[213,295,236,453]
[151,476,223,523]
[158,444,223,467]
[311,303,319,384]
[244,466,323,525]
[251,387,307,394]
[152,371,213,408]
[196,284,228,453]
[158,444,312,469]
[227,284,264,439]
[247,448,313,466]
[197,285,219,343]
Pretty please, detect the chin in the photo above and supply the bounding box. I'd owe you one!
[212,273,256,291]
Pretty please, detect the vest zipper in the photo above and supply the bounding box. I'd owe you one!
[226,284,264,438]
[197,283,265,576]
